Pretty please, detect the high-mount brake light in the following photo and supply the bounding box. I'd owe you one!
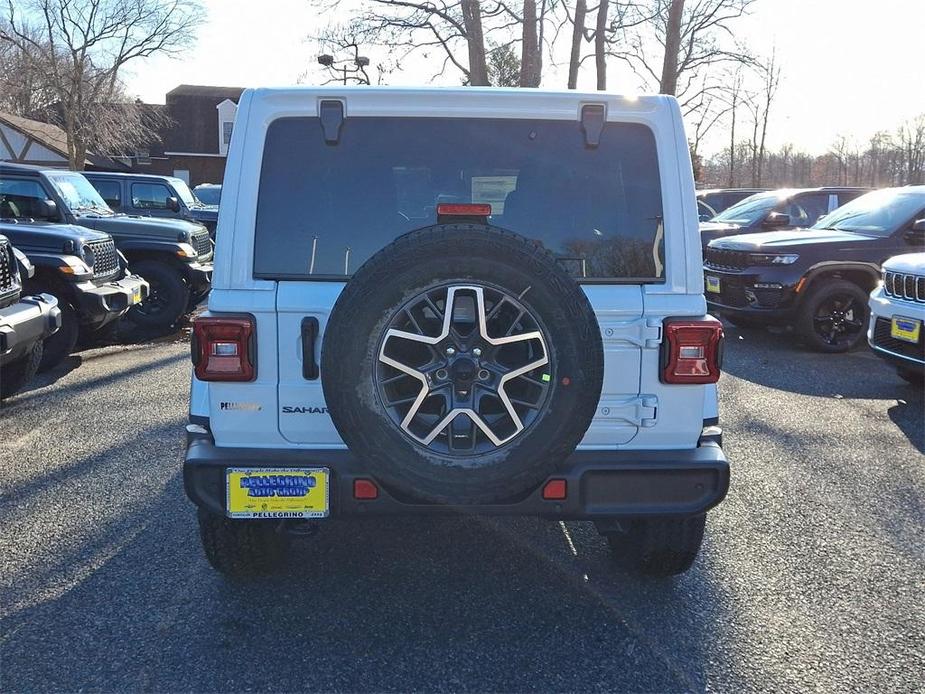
[436,203,492,217]
[661,320,724,384]
[191,315,256,382]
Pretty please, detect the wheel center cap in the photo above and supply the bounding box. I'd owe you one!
[451,357,477,385]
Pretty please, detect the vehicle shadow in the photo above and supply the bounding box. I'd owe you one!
[10,354,83,396]
[721,324,924,401]
[0,475,741,693]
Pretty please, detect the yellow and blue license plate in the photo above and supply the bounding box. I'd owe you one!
[891,316,921,344]
[705,275,721,294]
[226,468,330,519]
[130,286,143,304]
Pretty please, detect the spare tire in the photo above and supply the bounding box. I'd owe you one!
[321,224,603,504]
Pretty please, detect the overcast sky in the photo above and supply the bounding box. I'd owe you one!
[127,0,925,155]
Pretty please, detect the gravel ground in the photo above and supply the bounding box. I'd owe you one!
[0,326,922,693]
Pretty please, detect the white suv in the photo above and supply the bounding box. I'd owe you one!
[185,87,728,578]
[868,251,925,383]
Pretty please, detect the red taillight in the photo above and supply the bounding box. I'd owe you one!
[353,479,379,500]
[542,479,567,500]
[661,319,724,384]
[192,315,256,382]
[436,203,492,217]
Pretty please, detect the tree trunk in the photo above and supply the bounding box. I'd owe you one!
[595,0,609,90]
[567,0,587,89]
[520,0,539,87]
[728,93,737,187]
[461,0,489,86]
[659,0,685,95]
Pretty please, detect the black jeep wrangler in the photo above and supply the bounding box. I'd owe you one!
[0,219,149,370]
[0,233,61,399]
[83,171,219,236]
[0,163,213,331]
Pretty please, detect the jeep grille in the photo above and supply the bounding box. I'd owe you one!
[883,270,925,304]
[0,239,20,300]
[192,229,213,260]
[86,239,119,280]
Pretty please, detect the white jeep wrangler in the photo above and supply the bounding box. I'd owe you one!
[185,86,728,578]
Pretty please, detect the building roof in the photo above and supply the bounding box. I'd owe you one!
[0,111,73,161]
[167,84,245,99]
[0,110,129,169]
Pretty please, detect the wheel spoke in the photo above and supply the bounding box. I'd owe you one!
[377,284,551,453]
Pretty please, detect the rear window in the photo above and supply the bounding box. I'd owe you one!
[254,116,664,281]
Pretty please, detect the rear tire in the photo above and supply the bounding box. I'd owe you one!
[0,340,43,401]
[604,515,706,576]
[796,280,869,353]
[197,509,288,577]
[39,303,79,372]
[128,260,189,331]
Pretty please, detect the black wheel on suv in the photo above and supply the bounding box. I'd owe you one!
[0,340,43,401]
[128,260,189,330]
[604,515,706,576]
[38,302,79,372]
[797,280,869,353]
[197,510,289,577]
[322,224,604,505]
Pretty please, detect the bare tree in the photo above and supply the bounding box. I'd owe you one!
[319,1,499,86]
[1,0,202,169]
[622,0,756,102]
[743,49,780,185]
[566,0,587,88]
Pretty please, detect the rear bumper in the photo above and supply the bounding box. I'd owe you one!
[0,293,61,366]
[74,274,149,328]
[184,429,729,520]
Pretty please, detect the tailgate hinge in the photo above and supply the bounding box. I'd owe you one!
[596,395,658,428]
[600,317,661,349]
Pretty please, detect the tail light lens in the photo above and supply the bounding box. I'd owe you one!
[661,319,724,384]
[192,315,256,382]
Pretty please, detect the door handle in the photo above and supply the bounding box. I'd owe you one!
[301,317,319,380]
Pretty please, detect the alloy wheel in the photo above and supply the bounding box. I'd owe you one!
[375,284,553,454]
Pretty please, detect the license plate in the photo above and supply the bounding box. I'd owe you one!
[130,286,143,305]
[226,468,330,519]
[705,275,721,293]
[891,316,921,344]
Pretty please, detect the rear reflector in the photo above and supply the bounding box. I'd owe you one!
[661,319,724,384]
[191,315,256,382]
[436,203,492,217]
[542,479,567,500]
[353,479,379,500]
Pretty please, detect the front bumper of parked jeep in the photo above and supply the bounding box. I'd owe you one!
[183,424,729,520]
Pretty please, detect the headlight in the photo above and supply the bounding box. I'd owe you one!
[748,253,799,265]
[176,243,198,258]
[59,255,92,276]
[81,244,95,267]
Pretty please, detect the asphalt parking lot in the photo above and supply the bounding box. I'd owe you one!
[1,326,922,693]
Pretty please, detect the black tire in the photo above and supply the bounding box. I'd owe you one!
[605,515,706,576]
[38,303,79,372]
[897,367,923,385]
[187,287,210,312]
[128,260,189,330]
[797,280,869,353]
[322,224,604,505]
[0,340,43,401]
[723,313,765,329]
[197,509,288,577]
